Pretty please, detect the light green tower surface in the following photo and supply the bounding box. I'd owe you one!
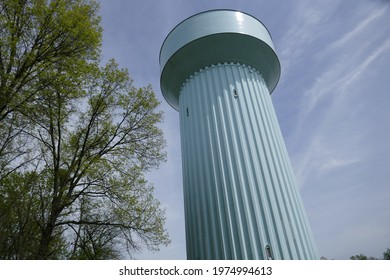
[160,10,318,260]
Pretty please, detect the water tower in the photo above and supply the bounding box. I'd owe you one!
[160,10,318,260]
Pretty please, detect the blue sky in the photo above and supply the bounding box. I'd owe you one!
[99,0,390,260]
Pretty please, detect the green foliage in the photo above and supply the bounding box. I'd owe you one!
[0,0,169,259]
[350,253,378,260]
[0,0,101,121]
[0,171,66,259]
[0,0,102,179]
[383,248,390,260]
[0,172,40,259]
[350,249,390,260]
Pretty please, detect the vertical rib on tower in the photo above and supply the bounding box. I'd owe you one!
[160,10,318,260]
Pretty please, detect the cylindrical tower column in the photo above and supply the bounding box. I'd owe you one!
[160,10,318,260]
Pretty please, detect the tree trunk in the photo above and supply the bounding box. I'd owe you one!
[35,197,62,259]
[36,222,55,259]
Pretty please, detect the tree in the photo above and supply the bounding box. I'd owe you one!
[350,249,390,260]
[0,0,169,259]
[0,0,101,179]
[1,60,170,259]
[26,59,168,259]
[350,254,378,260]
[0,0,101,121]
[383,248,390,260]
[0,171,42,259]
[0,170,69,259]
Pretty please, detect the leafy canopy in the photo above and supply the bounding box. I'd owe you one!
[0,0,169,259]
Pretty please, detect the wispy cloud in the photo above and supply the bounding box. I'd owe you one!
[327,7,388,51]
[292,37,389,184]
[293,132,364,188]
[303,37,390,114]
[278,0,341,75]
[318,157,361,171]
[285,2,390,189]
[302,5,390,114]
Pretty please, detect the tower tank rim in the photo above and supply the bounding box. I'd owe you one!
[159,9,275,64]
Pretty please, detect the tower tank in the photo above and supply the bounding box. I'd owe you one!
[160,10,318,260]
